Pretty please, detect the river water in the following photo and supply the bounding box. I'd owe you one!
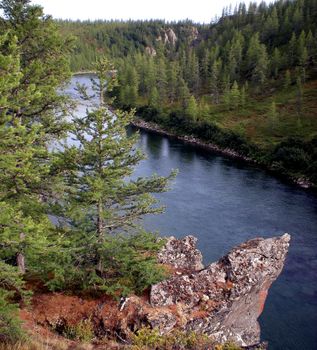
[68,75,317,350]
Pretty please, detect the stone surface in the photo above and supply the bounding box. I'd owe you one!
[145,46,157,57]
[157,235,204,272]
[164,28,178,45]
[150,234,291,347]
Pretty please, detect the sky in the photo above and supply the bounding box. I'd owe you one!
[30,0,265,24]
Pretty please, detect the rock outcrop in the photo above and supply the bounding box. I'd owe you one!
[156,28,178,46]
[157,235,204,273]
[145,46,157,57]
[26,234,290,348]
[150,234,290,347]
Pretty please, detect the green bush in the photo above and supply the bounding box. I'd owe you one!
[63,318,94,342]
[0,260,28,343]
[0,289,25,343]
[132,327,215,350]
[98,232,167,297]
[44,231,167,297]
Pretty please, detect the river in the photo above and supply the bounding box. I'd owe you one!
[67,75,317,350]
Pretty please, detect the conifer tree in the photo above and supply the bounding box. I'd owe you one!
[0,0,72,137]
[186,95,198,121]
[64,58,176,281]
[0,0,72,276]
[210,59,222,104]
[149,86,160,110]
[231,81,240,110]
[240,85,247,109]
[284,70,292,89]
[0,32,55,274]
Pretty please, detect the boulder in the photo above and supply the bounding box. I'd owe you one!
[150,234,290,347]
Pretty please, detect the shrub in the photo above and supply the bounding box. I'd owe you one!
[0,289,25,343]
[131,327,215,350]
[0,260,29,343]
[63,318,94,342]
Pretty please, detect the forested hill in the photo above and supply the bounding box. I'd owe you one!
[58,0,317,186]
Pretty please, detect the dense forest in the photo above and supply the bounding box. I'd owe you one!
[58,0,317,185]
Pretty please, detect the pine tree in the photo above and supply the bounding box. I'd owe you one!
[246,33,268,86]
[0,1,73,283]
[64,58,176,283]
[230,81,240,110]
[210,59,222,104]
[271,47,282,78]
[186,95,198,121]
[149,86,160,110]
[0,32,56,274]
[0,0,72,137]
[178,77,191,110]
[284,70,292,89]
[240,85,247,109]
[288,32,297,66]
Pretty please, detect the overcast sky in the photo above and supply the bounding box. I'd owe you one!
[30,0,267,24]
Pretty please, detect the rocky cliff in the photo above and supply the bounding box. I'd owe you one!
[150,234,290,347]
[26,234,290,348]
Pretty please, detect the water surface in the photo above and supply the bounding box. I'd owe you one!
[69,75,317,350]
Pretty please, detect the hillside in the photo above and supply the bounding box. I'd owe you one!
[58,0,317,186]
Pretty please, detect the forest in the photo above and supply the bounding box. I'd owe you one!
[58,0,317,185]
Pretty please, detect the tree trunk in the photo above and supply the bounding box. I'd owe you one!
[17,252,25,274]
[97,199,103,237]
[17,232,26,274]
[97,199,104,274]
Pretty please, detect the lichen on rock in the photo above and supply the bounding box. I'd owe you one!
[150,234,291,347]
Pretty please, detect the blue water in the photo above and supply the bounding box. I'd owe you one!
[69,75,317,350]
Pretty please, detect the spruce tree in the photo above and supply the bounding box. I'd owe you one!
[186,95,198,121]
[63,58,176,287]
[230,81,240,110]
[284,70,292,89]
[0,1,72,276]
[0,0,72,137]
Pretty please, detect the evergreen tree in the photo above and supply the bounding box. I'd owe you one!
[231,81,240,110]
[284,69,292,89]
[210,59,222,104]
[64,58,176,284]
[271,47,282,78]
[0,31,61,274]
[0,0,72,137]
[178,77,191,110]
[288,32,297,66]
[246,33,268,86]
[149,86,160,110]
[186,95,198,121]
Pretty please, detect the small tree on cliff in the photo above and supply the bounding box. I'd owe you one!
[62,58,176,293]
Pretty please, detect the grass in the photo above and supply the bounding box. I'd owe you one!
[204,79,317,149]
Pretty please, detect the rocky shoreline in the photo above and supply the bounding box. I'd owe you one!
[131,118,314,189]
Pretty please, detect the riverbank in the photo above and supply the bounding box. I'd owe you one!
[131,118,314,190]
[72,70,96,76]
